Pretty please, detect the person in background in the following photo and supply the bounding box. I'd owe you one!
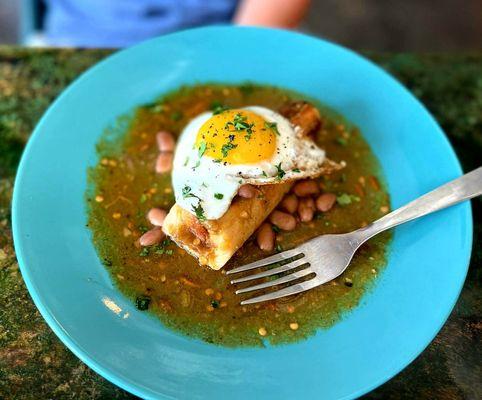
[44,0,311,48]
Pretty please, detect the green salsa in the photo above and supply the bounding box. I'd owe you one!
[86,84,391,347]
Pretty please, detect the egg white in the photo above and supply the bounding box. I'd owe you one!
[172,106,325,220]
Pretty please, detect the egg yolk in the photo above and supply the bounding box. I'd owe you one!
[195,109,276,165]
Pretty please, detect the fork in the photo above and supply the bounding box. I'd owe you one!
[227,167,482,305]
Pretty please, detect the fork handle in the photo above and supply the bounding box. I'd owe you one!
[359,166,482,240]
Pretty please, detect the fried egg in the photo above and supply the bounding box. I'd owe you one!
[172,106,326,220]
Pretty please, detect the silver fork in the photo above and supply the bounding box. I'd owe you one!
[227,167,482,305]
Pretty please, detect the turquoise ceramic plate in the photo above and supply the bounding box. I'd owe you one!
[12,27,472,399]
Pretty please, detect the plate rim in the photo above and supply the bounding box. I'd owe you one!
[12,25,473,400]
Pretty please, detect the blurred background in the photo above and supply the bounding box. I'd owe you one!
[0,0,481,50]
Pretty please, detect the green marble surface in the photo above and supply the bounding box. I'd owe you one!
[0,48,480,399]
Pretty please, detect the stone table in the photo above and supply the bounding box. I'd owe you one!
[0,48,480,399]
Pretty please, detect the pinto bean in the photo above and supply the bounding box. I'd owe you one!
[292,180,319,197]
[316,193,337,212]
[238,184,258,199]
[147,208,167,227]
[156,131,175,153]
[298,197,315,222]
[257,223,275,251]
[139,227,165,246]
[280,194,299,214]
[155,152,173,173]
[269,210,296,231]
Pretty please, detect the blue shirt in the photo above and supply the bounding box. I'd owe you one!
[45,0,238,47]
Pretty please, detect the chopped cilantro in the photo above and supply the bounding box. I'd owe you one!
[135,296,151,311]
[165,249,173,255]
[214,193,224,199]
[272,225,281,233]
[264,121,279,135]
[211,100,222,109]
[193,160,201,169]
[336,137,348,146]
[198,140,207,158]
[171,111,183,121]
[182,185,192,198]
[192,201,206,222]
[293,168,301,173]
[221,142,237,158]
[138,225,148,234]
[239,83,255,96]
[225,113,254,141]
[211,101,229,115]
[139,247,149,257]
[211,300,220,308]
[153,238,173,255]
[182,185,200,200]
[102,258,113,267]
[140,193,147,203]
[143,103,163,113]
[275,163,286,180]
[275,244,283,252]
[183,157,189,166]
[261,171,268,178]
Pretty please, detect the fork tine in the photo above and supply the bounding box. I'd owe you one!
[226,249,301,275]
[240,277,320,305]
[230,257,307,284]
[235,267,314,294]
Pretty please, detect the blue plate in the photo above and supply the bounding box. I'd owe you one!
[12,27,472,399]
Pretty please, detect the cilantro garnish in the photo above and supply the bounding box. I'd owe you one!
[225,113,255,141]
[182,185,200,200]
[264,121,279,135]
[171,111,183,121]
[192,201,206,222]
[211,101,229,115]
[292,168,301,173]
[198,141,207,158]
[135,296,151,310]
[221,142,237,158]
[275,163,286,180]
[152,239,174,255]
[143,103,163,113]
[139,247,149,257]
[239,83,254,96]
[214,193,224,199]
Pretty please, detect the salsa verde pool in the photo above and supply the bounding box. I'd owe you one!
[86,84,391,347]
